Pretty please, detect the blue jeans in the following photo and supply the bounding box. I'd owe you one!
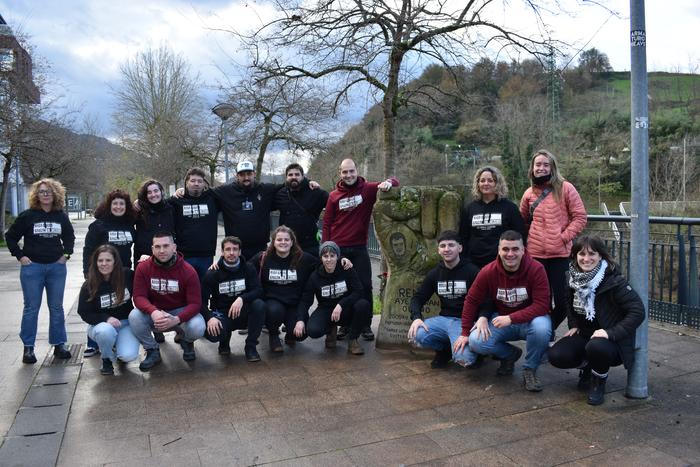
[413,316,479,366]
[19,261,68,346]
[87,320,140,362]
[128,306,205,351]
[469,313,552,370]
[184,256,213,282]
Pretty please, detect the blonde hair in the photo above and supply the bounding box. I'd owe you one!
[527,149,565,200]
[471,166,508,200]
[28,178,66,211]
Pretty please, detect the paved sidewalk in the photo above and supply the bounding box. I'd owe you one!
[1,218,700,466]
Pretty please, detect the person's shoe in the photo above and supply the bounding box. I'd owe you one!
[180,341,196,361]
[54,344,72,359]
[587,373,608,406]
[139,349,162,371]
[325,325,338,349]
[83,347,99,358]
[430,349,451,369]
[336,326,349,341]
[496,346,523,376]
[218,342,231,355]
[284,332,297,347]
[522,368,543,392]
[22,346,37,364]
[465,354,485,370]
[100,358,114,375]
[269,334,284,353]
[153,331,165,343]
[245,346,261,362]
[347,338,365,355]
[238,328,248,335]
[173,329,184,344]
[577,366,592,391]
[361,326,375,341]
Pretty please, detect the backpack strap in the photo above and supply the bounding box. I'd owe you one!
[528,187,552,224]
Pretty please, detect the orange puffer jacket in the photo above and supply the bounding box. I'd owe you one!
[519,181,587,259]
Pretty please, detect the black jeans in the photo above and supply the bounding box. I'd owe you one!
[264,298,306,341]
[306,299,371,340]
[548,334,623,375]
[205,298,266,348]
[339,246,373,327]
[534,257,569,331]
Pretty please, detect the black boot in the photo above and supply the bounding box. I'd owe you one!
[100,358,114,375]
[430,349,451,369]
[22,346,37,364]
[577,366,592,391]
[54,344,72,359]
[587,373,608,406]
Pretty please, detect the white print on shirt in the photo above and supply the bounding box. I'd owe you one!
[150,278,180,294]
[338,195,363,211]
[471,213,502,230]
[496,287,529,308]
[572,294,585,316]
[99,288,131,309]
[268,269,297,284]
[437,280,468,298]
[219,279,246,296]
[321,280,348,298]
[182,204,209,218]
[107,231,133,245]
[33,222,62,237]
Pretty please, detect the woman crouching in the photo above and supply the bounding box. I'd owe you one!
[548,235,645,405]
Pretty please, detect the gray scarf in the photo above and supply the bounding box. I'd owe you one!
[568,259,607,322]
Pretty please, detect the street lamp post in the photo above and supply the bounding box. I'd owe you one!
[212,103,236,183]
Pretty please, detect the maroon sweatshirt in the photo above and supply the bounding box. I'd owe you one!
[460,253,550,335]
[133,252,202,322]
[322,176,399,247]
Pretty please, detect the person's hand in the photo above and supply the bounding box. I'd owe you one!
[19,256,32,266]
[107,317,121,329]
[209,260,219,270]
[331,304,342,322]
[133,199,141,212]
[152,310,179,331]
[294,320,305,337]
[174,188,185,198]
[565,327,579,337]
[378,180,393,192]
[340,257,353,269]
[407,318,428,341]
[453,335,469,353]
[474,316,491,340]
[138,255,150,263]
[57,255,68,264]
[309,180,320,190]
[207,317,222,336]
[591,329,609,339]
[492,315,511,329]
[228,297,243,319]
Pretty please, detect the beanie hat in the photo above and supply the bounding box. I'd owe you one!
[319,241,340,258]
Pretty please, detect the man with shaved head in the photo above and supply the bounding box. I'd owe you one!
[322,158,398,340]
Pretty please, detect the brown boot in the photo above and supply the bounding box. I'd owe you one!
[325,325,337,349]
[347,338,364,355]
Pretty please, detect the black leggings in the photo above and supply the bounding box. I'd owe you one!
[339,246,373,327]
[264,298,306,341]
[306,299,371,340]
[534,257,569,331]
[548,334,623,375]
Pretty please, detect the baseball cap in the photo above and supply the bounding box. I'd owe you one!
[236,160,255,173]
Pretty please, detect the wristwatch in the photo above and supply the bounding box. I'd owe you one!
[64,253,71,260]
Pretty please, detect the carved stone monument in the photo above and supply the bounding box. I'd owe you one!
[373,185,468,348]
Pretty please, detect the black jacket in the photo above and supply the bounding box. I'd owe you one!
[83,214,136,275]
[566,266,645,369]
[77,269,134,324]
[200,256,263,321]
[409,259,481,320]
[297,261,363,322]
[134,201,175,261]
[274,179,328,250]
[459,197,525,268]
[170,190,219,257]
[6,208,75,263]
[250,250,317,307]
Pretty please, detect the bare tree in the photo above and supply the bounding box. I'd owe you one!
[238,0,559,177]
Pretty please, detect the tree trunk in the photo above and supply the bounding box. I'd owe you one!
[256,117,273,176]
[381,50,403,178]
[0,154,14,243]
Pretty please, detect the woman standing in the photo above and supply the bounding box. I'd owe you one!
[548,235,644,405]
[459,166,525,268]
[78,245,140,375]
[520,149,587,332]
[6,178,75,364]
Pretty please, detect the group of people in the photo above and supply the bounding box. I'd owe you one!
[6,149,644,406]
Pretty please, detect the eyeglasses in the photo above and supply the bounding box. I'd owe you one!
[38,190,53,196]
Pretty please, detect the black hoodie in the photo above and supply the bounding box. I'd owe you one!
[200,255,263,321]
[274,178,329,250]
[134,201,175,261]
[6,208,75,263]
[250,250,317,307]
[297,261,363,323]
[83,214,136,275]
[409,258,481,320]
[77,268,134,324]
[170,190,219,257]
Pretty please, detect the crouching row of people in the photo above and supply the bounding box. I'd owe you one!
[408,230,645,406]
[78,230,370,375]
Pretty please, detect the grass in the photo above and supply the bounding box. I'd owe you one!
[373,297,382,315]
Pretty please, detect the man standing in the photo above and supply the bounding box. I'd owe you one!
[407,231,483,369]
[274,163,329,257]
[129,232,205,371]
[201,236,266,361]
[454,230,551,392]
[322,158,398,340]
[170,167,220,280]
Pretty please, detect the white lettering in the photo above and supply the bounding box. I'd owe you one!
[33,222,62,236]
[338,195,363,211]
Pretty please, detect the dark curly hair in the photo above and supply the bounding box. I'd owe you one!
[93,189,135,223]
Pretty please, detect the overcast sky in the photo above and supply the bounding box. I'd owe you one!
[2,0,698,138]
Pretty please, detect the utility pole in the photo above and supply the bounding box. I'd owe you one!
[627,0,649,399]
